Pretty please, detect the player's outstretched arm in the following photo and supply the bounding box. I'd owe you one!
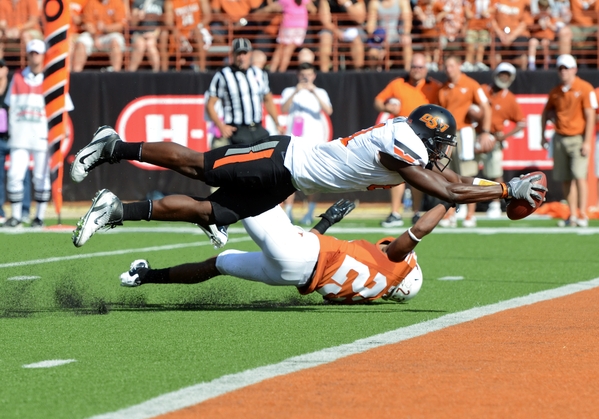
[384,201,453,263]
[399,164,546,206]
[310,199,356,235]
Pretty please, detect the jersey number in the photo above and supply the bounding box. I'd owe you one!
[321,255,388,301]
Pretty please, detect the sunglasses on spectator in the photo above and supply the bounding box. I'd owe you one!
[558,66,571,71]
[411,66,426,69]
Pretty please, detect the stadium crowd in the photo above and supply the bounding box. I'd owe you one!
[0,0,598,72]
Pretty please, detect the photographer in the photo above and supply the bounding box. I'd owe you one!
[280,62,333,224]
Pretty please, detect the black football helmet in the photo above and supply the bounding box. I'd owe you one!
[407,104,457,171]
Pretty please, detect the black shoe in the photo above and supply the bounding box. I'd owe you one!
[4,217,21,228]
[411,213,421,225]
[31,218,44,228]
[381,213,404,227]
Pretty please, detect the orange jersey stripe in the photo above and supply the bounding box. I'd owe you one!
[340,123,385,146]
[394,145,416,163]
[213,149,274,169]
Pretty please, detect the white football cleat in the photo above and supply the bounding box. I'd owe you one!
[72,189,123,247]
[197,224,228,248]
[120,259,150,287]
[70,126,121,182]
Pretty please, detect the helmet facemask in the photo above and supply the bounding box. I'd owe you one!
[423,131,457,172]
[382,264,423,302]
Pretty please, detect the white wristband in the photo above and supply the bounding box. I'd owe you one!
[407,228,421,242]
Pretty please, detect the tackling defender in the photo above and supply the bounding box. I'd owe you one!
[69,104,546,248]
[119,198,454,304]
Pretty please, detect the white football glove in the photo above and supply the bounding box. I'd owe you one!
[506,174,547,208]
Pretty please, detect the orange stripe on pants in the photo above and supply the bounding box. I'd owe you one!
[213,149,274,169]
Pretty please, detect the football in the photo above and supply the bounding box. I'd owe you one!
[506,171,548,220]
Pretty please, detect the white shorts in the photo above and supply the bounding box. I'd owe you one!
[215,205,320,286]
[277,27,307,46]
[76,32,125,56]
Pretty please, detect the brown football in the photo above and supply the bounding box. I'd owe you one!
[506,171,548,220]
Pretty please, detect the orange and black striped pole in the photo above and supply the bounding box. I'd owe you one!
[43,0,70,224]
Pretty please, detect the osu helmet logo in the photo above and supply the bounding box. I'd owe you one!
[419,113,450,132]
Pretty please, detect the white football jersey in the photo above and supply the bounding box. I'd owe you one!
[284,117,429,194]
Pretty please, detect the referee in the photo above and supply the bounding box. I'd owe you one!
[206,38,284,147]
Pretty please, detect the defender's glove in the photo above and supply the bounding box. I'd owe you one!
[313,199,356,234]
[320,199,356,224]
[507,174,547,208]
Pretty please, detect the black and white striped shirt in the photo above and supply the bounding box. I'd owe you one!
[208,65,271,126]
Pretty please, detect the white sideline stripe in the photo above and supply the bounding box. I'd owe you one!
[89,277,599,419]
[438,276,464,281]
[0,237,252,269]
[8,275,41,281]
[22,359,76,368]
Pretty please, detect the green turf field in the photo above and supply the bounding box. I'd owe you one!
[1,217,599,418]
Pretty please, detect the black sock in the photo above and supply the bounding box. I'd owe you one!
[139,268,171,284]
[113,142,143,161]
[123,200,152,221]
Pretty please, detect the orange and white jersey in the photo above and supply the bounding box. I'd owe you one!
[284,118,428,195]
[299,235,419,304]
[172,0,202,37]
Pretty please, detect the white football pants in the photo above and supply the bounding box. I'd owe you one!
[7,148,51,203]
[215,205,320,286]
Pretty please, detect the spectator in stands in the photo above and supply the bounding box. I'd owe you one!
[568,0,598,53]
[463,0,492,71]
[373,54,435,227]
[280,62,333,224]
[551,0,573,54]
[530,0,572,57]
[438,55,492,228]
[251,48,268,68]
[528,0,558,70]
[491,0,532,70]
[541,54,597,227]
[69,0,88,57]
[206,38,283,148]
[437,0,465,59]
[318,0,367,72]
[297,46,315,63]
[259,0,316,72]
[477,62,526,218]
[128,0,167,72]
[365,0,412,71]
[71,0,127,72]
[210,0,263,44]
[413,0,440,71]
[0,0,42,60]
[164,0,212,72]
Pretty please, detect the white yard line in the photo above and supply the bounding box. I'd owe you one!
[22,359,77,368]
[0,237,252,269]
[89,277,599,419]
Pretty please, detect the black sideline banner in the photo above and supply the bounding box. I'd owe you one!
[65,70,599,203]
